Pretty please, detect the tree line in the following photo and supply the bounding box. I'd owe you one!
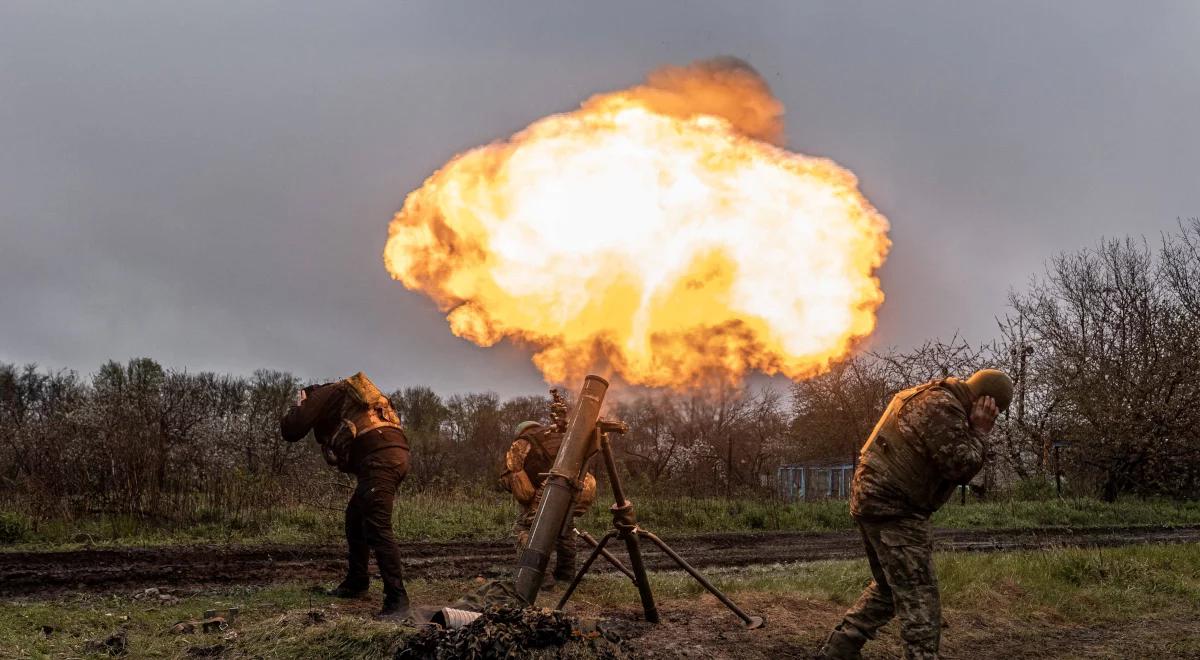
[2,220,1198,525]
[792,219,1200,501]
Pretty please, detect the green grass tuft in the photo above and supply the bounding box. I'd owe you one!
[0,512,31,544]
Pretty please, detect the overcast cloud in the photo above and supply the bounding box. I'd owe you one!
[1,1,1197,395]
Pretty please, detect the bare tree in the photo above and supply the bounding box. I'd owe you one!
[1011,234,1200,499]
[790,355,891,464]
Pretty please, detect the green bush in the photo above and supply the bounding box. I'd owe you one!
[0,511,30,544]
[1005,478,1059,501]
[741,510,768,529]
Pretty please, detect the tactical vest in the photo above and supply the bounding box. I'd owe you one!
[856,381,948,512]
[322,372,402,472]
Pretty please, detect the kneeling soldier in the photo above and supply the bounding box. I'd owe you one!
[501,420,597,588]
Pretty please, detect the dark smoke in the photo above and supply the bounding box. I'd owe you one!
[593,56,786,145]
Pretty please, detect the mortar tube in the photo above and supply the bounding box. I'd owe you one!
[514,375,608,604]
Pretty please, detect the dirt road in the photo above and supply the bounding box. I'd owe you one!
[3,524,1197,597]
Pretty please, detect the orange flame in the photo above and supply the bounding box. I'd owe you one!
[384,58,890,388]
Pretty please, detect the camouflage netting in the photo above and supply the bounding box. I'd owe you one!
[396,607,629,660]
[450,579,525,611]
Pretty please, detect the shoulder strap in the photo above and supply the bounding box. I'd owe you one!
[524,430,551,461]
[897,380,940,405]
[859,380,941,459]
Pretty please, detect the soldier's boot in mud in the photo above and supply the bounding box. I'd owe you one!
[327,578,369,599]
[551,535,577,586]
[375,590,412,622]
[549,566,574,590]
[818,623,867,660]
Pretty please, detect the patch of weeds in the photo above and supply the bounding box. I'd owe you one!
[741,511,769,530]
[0,511,31,544]
[230,614,411,660]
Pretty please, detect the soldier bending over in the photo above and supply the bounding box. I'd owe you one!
[820,369,1011,660]
[280,372,412,619]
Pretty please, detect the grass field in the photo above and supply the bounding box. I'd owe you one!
[3,542,1197,658]
[3,493,1200,551]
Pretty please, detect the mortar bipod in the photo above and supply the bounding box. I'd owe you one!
[557,426,765,630]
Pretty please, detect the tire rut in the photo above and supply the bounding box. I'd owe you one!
[3,524,1197,598]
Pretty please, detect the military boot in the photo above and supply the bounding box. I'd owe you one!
[553,536,577,584]
[375,591,412,622]
[818,624,866,660]
[326,578,369,599]
[552,561,576,584]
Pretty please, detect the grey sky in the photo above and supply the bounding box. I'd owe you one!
[1,1,1197,396]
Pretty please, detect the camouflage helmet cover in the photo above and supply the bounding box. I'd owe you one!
[514,420,544,437]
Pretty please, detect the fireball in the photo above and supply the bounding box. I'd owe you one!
[384,58,890,388]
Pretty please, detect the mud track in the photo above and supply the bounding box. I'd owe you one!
[3,525,1197,598]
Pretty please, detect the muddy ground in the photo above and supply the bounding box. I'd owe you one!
[240,584,1200,659]
[599,593,1200,659]
[3,524,1197,598]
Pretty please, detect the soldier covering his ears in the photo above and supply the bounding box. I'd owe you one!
[820,369,1012,660]
[280,372,412,619]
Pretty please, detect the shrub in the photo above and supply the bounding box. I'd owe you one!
[0,511,30,544]
[1005,478,1059,501]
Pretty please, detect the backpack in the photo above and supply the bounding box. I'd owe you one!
[321,372,402,472]
[341,372,401,429]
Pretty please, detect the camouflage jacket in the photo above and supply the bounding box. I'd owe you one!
[501,434,542,505]
[850,379,985,520]
[501,430,596,511]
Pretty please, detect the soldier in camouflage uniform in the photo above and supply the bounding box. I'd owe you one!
[820,369,1012,660]
[501,421,597,587]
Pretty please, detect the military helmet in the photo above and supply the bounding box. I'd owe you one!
[515,420,543,437]
[965,369,1014,412]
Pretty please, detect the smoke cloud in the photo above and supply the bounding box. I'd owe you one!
[589,56,786,146]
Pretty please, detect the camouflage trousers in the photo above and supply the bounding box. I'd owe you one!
[822,516,941,660]
[513,496,579,582]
